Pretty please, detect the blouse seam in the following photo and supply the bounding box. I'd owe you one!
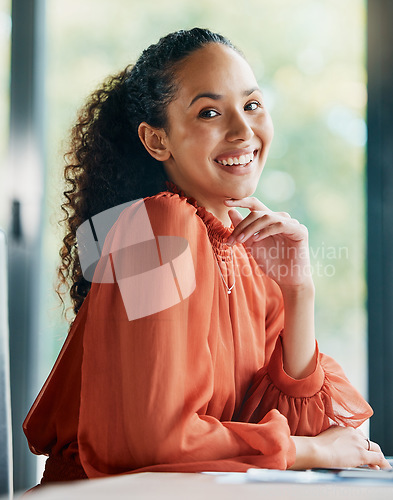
[265,371,327,400]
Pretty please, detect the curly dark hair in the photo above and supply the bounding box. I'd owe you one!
[57,28,237,318]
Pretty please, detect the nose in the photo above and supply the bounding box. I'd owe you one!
[225,110,253,143]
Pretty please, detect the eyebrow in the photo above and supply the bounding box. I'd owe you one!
[188,87,262,108]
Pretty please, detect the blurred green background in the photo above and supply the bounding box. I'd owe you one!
[0,0,367,396]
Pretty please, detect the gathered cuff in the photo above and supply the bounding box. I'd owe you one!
[226,409,296,469]
[237,337,373,436]
[267,337,325,398]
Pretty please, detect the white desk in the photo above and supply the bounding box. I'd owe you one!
[20,472,393,500]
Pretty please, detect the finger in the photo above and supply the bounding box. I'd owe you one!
[227,212,268,245]
[224,197,270,212]
[237,214,282,243]
[231,216,306,246]
[252,220,307,243]
[367,439,381,453]
[361,438,392,469]
[227,209,243,229]
[229,213,269,242]
[366,451,392,470]
[228,210,307,245]
[365,440,392,469]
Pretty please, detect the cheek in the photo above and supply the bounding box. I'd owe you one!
[260,115,274,144]
[267,120,274,142]
[178,126,220,153]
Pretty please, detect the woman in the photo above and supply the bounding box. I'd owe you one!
[23,28,390,484]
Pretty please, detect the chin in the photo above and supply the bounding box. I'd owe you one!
[227,181,259,200]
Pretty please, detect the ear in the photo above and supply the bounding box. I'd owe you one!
[138,122,171,162]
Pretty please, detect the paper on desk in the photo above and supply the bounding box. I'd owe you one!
[213,469,335,485]
[211,468,393,486]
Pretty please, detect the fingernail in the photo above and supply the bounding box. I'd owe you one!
[237,233,245,242]
[226,236,235,245]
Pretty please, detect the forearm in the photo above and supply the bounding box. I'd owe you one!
[280,279,317,379]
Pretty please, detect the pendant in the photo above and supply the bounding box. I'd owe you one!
[228,290,231,294]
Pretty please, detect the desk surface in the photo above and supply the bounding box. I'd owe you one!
[21,472,393,500]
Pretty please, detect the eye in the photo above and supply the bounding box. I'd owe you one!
[198,109,220,119]
[244,101,261,111]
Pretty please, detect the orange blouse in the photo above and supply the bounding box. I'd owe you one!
[23,187,372,480]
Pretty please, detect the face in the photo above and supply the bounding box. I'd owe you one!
[147,43,274,220]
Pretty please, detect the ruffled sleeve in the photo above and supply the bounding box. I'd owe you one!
[237,276,373,435]
[77,193,296,477]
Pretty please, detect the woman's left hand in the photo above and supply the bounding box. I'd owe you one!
[225,197,312,289]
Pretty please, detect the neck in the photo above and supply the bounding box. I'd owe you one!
[167,181,232,227]
[206,204,232,227]
[186,192,232,227]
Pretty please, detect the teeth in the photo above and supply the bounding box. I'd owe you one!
[217,151,255,166]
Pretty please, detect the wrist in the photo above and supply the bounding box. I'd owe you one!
[280,278,315,300]
[289,436,318,470]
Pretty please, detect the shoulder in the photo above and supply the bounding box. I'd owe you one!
[145,190,198,222]
[113,190,204,240]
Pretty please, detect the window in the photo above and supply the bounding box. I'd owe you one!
[0,0,11,229]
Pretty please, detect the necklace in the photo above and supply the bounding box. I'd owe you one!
[214,248,236,294]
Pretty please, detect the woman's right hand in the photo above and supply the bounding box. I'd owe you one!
[290,426,392,470]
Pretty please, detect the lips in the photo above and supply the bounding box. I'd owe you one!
[214,149,258,167]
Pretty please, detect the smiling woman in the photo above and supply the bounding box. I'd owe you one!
[22,28,389,487]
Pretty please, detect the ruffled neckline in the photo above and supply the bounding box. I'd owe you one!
[165,181,233,260]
